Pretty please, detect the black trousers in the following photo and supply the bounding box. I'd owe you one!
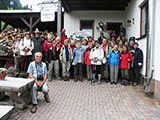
[74,63,83,79]
[92,65,102,74]
[70,63,74,78]
[130,67,140,83]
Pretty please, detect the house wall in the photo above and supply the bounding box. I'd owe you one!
[125,0,160,103]
[153,0,160,102]
[64,11,125,39]
[125,0,147,76]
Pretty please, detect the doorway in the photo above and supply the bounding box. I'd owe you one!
[107,22,122,34]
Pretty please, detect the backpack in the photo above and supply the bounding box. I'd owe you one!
[22,39,32,47]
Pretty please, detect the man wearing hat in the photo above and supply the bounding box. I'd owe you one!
[130,42,143,86]
[31,28,42,58]
[59,39,73,81]
[98,32,106,45]
[12,34,22,77]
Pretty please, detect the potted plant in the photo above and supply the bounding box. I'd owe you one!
[0,68,7,80]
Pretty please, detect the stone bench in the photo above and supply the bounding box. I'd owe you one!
[0,77,34,110]
[0,105,14,120]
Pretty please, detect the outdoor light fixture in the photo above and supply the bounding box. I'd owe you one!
[132,18,135,24]
[127,20,132,27]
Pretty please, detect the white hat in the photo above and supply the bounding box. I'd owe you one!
[35,28,40,33]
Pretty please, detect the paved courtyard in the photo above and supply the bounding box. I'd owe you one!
[9,79,160,120]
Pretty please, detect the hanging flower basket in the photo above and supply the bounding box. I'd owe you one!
[0,68,7,80]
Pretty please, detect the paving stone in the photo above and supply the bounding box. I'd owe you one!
[9,80,160,120]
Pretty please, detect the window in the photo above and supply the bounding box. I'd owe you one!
[80,20,94,37]
[140,2,148,37]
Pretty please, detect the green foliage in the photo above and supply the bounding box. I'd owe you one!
[0,0,29,10]
[1,21,13,30]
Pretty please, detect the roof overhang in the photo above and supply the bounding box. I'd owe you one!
[0,10,63,32]
[62,0,131,12]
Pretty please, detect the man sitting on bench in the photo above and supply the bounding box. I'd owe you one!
[27,52,50,113]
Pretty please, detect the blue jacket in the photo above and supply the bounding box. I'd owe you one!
[108,50,121,66]
[73,47,85,64]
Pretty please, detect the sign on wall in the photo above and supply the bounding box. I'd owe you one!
[41,4,55,22]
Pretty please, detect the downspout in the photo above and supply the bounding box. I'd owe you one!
[145,0,155,93]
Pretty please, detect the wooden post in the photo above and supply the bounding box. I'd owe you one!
[29,17,33,33]
[20,17,40,34]
[57,0,62,39]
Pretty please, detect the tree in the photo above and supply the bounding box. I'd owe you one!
[0,0,29,10]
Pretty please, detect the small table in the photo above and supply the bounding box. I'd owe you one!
[0,105,14,120]
[0,77,34,110]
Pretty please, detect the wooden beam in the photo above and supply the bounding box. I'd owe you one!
[29,17,33,33]
[62,0,71,12]
[32,18,40,28]
[20,17,30,28]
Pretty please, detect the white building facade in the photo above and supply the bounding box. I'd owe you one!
[63,0,160,102]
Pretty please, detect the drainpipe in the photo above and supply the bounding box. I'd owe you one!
[145,0,155,92]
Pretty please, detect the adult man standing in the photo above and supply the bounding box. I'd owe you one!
[102,25,110,39]
[98,32,106,45]
[27,52,50,113]
[130,43,143,86]
[118,24,126,36]
[12,34,22,77]
[59,39,73,81]
[61,28,68,45]
[31,28,42,58]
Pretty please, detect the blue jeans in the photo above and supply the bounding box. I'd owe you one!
[31,82,49,105]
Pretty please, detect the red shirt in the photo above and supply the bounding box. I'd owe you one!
[61,34,68,45]
[70,45,76,52]
[43,40,53,56]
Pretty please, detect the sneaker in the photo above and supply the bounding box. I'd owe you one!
[64,76,67,81]
[80,79,83,82]
[74,79,78,82]
[114,82,117,85]
[132,82,138,86]
[110,82,114,84]
[91,79,95,83]
[31,106,37,113]
[98,80,101,85]
[45,98,51,103]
